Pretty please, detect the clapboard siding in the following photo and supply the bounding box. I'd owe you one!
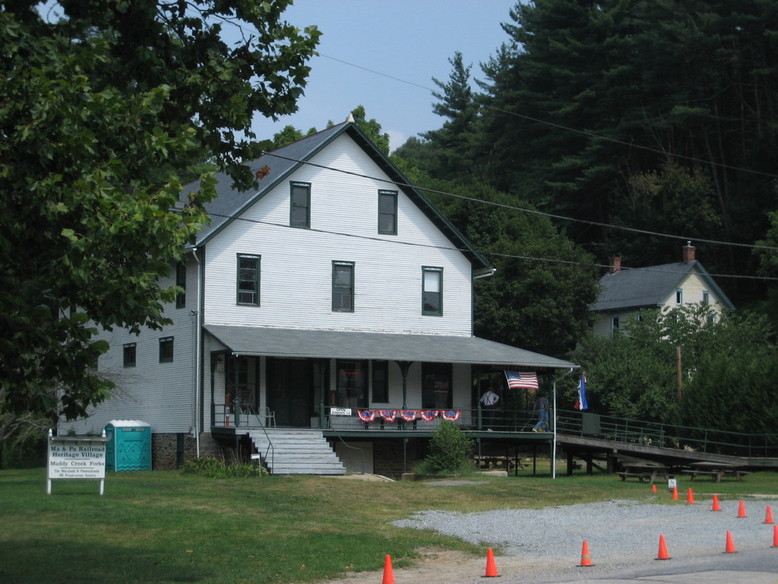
[63,258,199,435]
[203,134,473,336]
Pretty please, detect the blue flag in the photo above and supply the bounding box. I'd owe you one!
[575,374,589,410]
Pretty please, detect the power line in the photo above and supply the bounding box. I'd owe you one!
[206,211,778,283]
[318,51,778,181]
[263,150,778,253]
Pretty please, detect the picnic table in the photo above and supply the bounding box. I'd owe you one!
[687,461,751,482]
[616,458,672,485]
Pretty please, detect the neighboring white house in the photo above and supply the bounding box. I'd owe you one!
[591,244,735,338]
[61,120,575,475]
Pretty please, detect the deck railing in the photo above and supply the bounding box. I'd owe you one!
[556,409,778,458]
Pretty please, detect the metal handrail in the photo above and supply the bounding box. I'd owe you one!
[556,409,778,458]
[216,401,275,472]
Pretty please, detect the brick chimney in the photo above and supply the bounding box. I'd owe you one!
[609,254,622,273]
[682,242,696,264]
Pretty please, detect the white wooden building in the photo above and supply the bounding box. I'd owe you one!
[62,121,576,475]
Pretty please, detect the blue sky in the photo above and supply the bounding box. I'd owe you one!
[250,1,518,151]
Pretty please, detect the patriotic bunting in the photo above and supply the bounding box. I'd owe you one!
[357,410,376,422]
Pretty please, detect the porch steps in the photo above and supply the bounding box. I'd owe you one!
[245,428,346,475]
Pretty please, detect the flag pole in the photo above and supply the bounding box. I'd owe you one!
[552,367,576,479]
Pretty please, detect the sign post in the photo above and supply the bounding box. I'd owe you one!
[47,429,108,495]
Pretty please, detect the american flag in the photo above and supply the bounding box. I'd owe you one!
[504,370,539,390]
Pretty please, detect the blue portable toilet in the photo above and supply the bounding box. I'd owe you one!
[105,420,152,471]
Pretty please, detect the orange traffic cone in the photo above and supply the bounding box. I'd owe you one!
[382,555,395,584]
[772,524,778,548]
[484,548,499,578]
[737,500,747,518]
[686,488,695,504]
[764,505,774,525]
[656,534,671,560]
[672,487,678,500]
[711,494,721,512]
[724,530,737,553]
[651,484,657,493]
[579,540,593,567]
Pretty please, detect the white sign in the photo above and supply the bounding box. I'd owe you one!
[330,407,352,416]
[667,478,677,490]
[47,430,108,495]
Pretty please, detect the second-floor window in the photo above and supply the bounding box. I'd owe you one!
[378,190,398,235]
[237,254,260,306]
[123,343,136,368]
[290,182,310,228]
[676,288,683,305]
[332,261,355,312]
[159,337,174,363]
[422,266,443,316]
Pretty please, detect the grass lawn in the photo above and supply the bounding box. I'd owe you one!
[2,466,777,583]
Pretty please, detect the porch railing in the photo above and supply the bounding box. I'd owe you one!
[321,405,542,432]
[556,409,778,458]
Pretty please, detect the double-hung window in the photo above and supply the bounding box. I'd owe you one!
[290,182,310,228]
[237,254,260,306]
[123,343,137,368]
[332,261,355,312]
[378,190,398,235]
[422,266,443,316]
[159,337,174,363]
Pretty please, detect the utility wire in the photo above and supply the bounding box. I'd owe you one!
[263,150,778,253]
[206,210,778,282]
[317,51,778,181]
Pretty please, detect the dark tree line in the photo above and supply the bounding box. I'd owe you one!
[395,0,778,314]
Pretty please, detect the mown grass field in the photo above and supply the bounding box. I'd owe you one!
[2,466,777,583]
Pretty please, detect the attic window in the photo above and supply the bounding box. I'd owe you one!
[290,182,310,228]
[378,190,397,235]
[676,289,683,305]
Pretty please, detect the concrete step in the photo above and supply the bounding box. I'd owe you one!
[244,428,346,476]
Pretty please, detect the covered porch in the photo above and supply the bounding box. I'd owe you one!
[204,325,576,475]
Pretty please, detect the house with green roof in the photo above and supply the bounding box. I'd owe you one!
[592,244,735,338]
[61,119,576,476]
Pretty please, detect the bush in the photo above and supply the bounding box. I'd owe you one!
[180,456,268,478]
[417,421,475,475]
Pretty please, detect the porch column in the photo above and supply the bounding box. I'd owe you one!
[395,361,413,409]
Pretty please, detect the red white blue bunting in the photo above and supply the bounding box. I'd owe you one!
[355,409,461,423]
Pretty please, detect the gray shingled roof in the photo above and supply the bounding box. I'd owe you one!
[591,260,735,312]
[205,325,577,370]
[185,121,491,270]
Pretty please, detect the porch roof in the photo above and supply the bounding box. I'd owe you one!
[204,325,577,370]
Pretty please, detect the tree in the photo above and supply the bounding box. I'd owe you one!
[477,0,778,307]
[572,305,776,431]
[348,105,391,155]
[0,1,319,444]
[390,169,599,357]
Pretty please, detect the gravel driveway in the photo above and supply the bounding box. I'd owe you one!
[392,495,778,580]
